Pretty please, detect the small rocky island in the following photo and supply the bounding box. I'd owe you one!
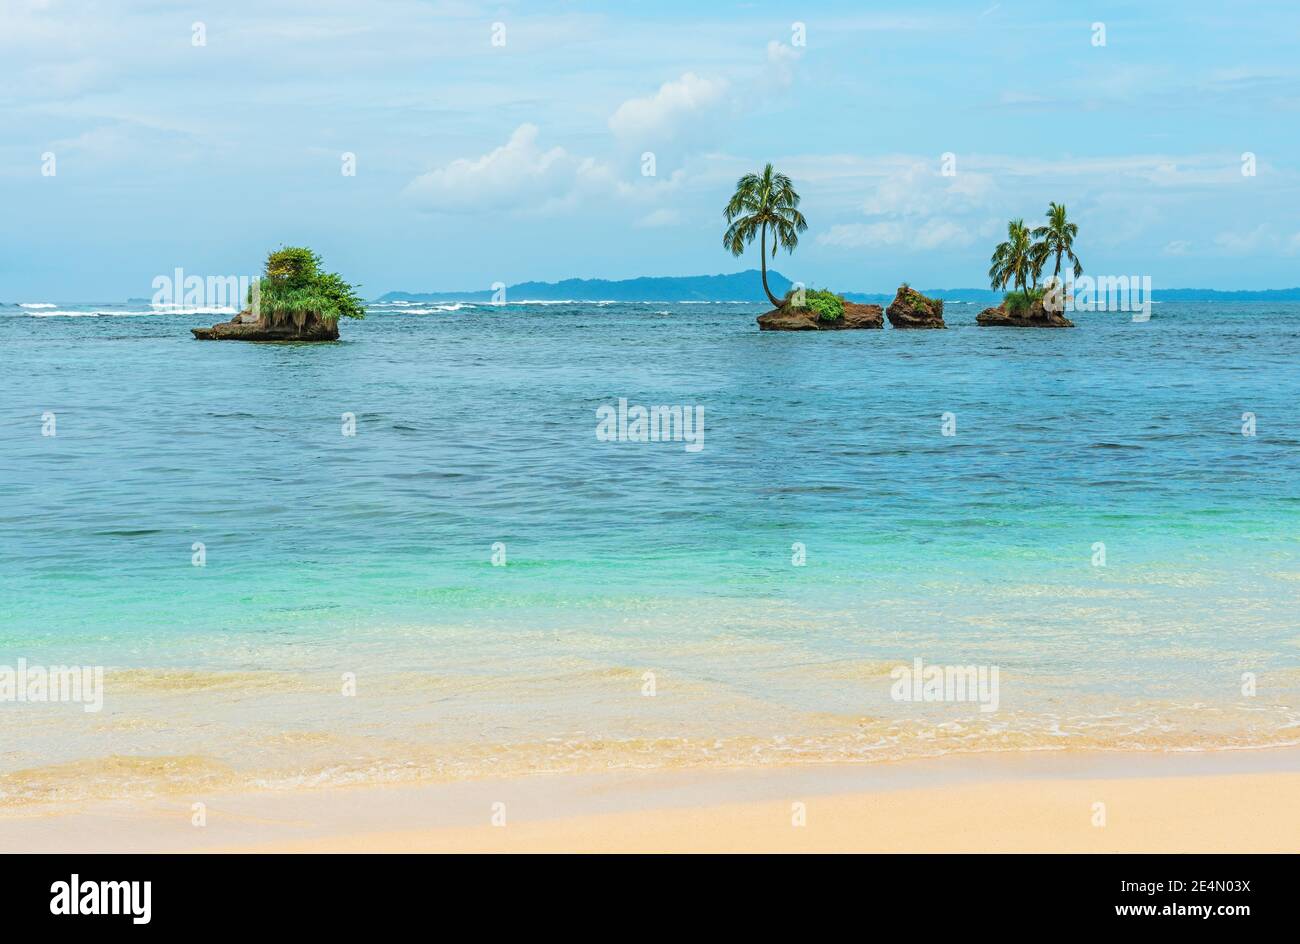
[193,309,341,341]
[193,247,363,342]
[977,296,1074,328]
[756,284,949,330]
[982,204,1080,327]
[757,289,882,330]
[885,285,945,329]
[721,164,1084,335]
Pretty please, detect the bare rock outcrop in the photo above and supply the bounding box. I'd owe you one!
[885,286,945,329]
[756,301,883,331]
[976,298,1074,327]
[192,310,340,341]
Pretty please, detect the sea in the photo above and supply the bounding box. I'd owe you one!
[1,297,1297,806]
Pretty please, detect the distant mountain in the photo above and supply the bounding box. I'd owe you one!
[377,270,794,303]
[841,287,1300,304]
[841,288,1005,305]
[375,273,1300,305]
[1137,287,1300,301]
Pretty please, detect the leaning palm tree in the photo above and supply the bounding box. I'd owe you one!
[723,163,808,307]
[988,219,1037,295]
[1031,202,1083,280]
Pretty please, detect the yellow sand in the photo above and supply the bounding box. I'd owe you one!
[4,752,1296,853]
[231,772,1296,853]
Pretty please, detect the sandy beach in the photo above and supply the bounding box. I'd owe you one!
[4,748,1296,854]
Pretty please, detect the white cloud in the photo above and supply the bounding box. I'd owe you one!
[635,208,682,228]
[404,124,582,214]
[913,219,980,249]
[404,124,685,217]
[970,153,1243,186]
[819,218,978,250]
[819,222,904,248]
[765,40,800,87]
[607,41,803,146]
[608,72,730,143]
[860,164,997,217]
[1214,225,1269,254]
[805,150,1284,258]
[1213,224,1300,255]
[815,160,996,251]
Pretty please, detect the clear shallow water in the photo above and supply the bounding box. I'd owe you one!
[1,299,1298,805]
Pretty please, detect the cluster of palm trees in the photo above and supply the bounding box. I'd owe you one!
[989,203,1083,297]
[720,163,1083,310]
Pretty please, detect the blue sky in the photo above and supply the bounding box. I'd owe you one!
[3,0,1299,299]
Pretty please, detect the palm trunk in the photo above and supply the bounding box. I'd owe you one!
[760,224,781,308]
[1054,251,1062,278]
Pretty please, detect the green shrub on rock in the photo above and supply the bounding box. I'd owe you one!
[783,287,845,322]
[1003,286,1045,316]
[254,247,366,325]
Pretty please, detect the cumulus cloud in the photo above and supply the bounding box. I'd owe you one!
[1213,224,1300,255]
[404,124,585,214]
[404,123,683,216]
[817,160,998,251]
[608,41,803,145]
[608,72,730,143]
[861,164,997,218]
[1214,225,1269,254]
[764,40,800,87]
[636,208,682,228]
[820,219,978,250]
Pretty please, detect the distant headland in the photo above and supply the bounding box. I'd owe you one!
[377,270,798,304]
[374,272,1300,306]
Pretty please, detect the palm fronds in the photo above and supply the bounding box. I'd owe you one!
[723,163,807,306]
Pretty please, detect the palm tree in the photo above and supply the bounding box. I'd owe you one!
[1031,202,1083,280]
[723,163,808,308]
[988,219,1036,295]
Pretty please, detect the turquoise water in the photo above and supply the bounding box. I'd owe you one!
[1,299,1298,802]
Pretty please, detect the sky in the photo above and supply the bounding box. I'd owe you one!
[3,0,1300,299]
